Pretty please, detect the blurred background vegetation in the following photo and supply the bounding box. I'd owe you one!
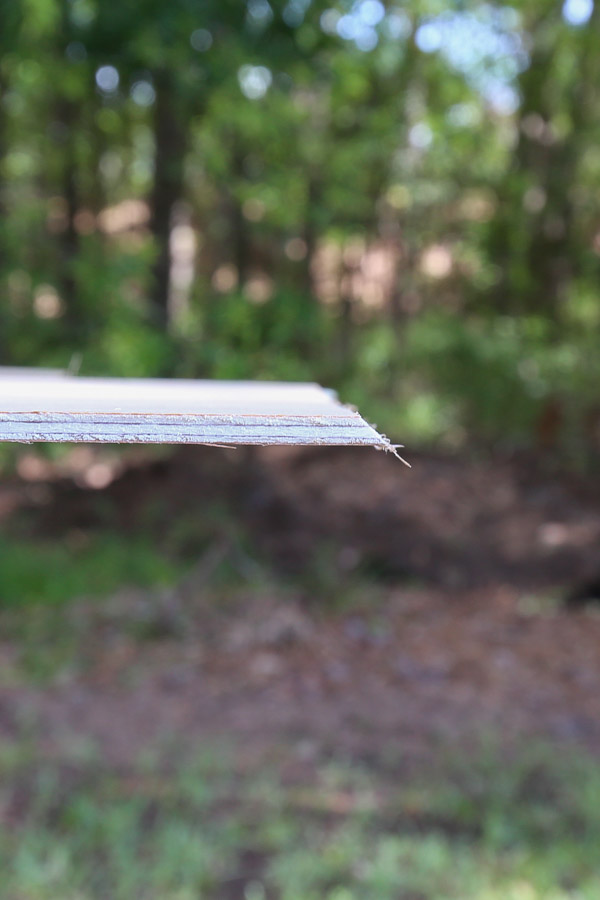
[4,3,600,899]
[2,0,600,462]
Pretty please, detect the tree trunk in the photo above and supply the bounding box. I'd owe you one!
[55,98,84,342]
[487,6,600,321]
[229,142,249,288]
[149,72,187,331]
[301,172,320,298]
[0,70,7,362]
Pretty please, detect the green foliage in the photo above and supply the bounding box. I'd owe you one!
[2,0,600,461]
[0,533,178,608]
[195,288,333,381]
[339,311,600,459]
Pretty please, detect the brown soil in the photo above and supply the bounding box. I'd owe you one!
[1,446,600,768]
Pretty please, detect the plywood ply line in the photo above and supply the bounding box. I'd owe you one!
[0,371,405,460]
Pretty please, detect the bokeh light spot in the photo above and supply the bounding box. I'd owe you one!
[95,65,119,93]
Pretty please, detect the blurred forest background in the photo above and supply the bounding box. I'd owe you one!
[2,0,600,461]
[4,2,600,899]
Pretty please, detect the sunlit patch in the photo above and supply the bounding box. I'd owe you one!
[284,237,307,261]
[212,264,238,293]
[562,0,594,26]
[335,0,382,51]
[538,523,569,547]
[97,200,149,234]
[242,197,266,222]
[130,80,156,107]
[320,9,340,33]
[415,9,527,116]
[458,189,496,222]
[523,186,546,214]
[312,242,341,304]
[415,20,443,53]
[284,0,310,27]
[244,273,273,304]
[312,238,398,309]
[99,151,123,183]
[420,244,453,279]
[360,246,396,308]
[408,122,433,149]
[64,446,95,473]
[16,453,50,481]
[521,114,557,149]
[238,65,272,100]
[169,223,196,263]
[34,285,64,319]
[63,448,121,490]
[247,0,273,27]
[169,222,196,319]
[82,462,116,490]
[95,65,119,93]
[385,184,412,210]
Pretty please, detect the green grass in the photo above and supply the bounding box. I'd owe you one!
[1,530,600,898]
[0,533,188,680]
[1,741,600,899]
[0,533,181,608]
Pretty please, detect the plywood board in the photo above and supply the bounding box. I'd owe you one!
[0,370,398,452]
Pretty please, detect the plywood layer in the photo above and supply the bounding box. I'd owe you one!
[0,371,392,449]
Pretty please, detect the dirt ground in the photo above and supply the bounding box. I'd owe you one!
[1,445,600,769]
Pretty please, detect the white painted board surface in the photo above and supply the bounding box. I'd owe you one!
[0,370,392,449]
